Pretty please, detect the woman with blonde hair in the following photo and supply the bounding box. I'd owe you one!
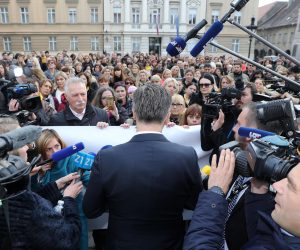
[219,75,235,90]
[163,77,179,96]
[169,94,186,125]
[162,69,172,83]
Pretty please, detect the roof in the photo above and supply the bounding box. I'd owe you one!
[258,2,277,20]
[258,0,299,30]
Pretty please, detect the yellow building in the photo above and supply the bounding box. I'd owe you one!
[0,0,258,56]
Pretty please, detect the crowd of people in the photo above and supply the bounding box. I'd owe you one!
[0,49,300,250]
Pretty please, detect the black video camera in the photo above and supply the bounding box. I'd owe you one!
[256,98,298,139]
[220,135,299,183]
[7,84,42,113]
[203,88,241,119]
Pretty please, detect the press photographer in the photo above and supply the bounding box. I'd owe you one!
[3,67,49,126]
[0,117,83,249]
[185,96,299,250]
[184,146,300,249]
[200,82,257,160]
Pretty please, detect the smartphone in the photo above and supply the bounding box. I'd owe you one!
[106,97,114,110]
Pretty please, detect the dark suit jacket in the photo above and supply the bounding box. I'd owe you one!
[47,104,108,126]
[83,133,202,250]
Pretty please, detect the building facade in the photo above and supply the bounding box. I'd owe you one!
[204,0,259,59]
[0,0,258,56]
[255,0,299,59]
[0,0,104,53]
[291,8,300,60]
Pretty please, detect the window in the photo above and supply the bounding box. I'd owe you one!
[47,8,55,24]
[49,36,57,51]
[234,11,241,24]
[90,7,98,23]
[20,7,29,24]
[283,33,287,44]
[91,36,99,51]
[113,36,121,51]
[170,8,178,25]
[132,37,141,52]
[188,8,196,25]
[23,36,31,51]
[292,44,298,57]
[113,7,121,23]
[232,39,240,53]
[150,9,160,24]
[290,32,294,43]
[132,7,140,24]
[68,8,77,24]
[0,7,9,24]
[3,37,11,51]
[70,36,78,51]
[211,10,219,24]
[277,33,282,45]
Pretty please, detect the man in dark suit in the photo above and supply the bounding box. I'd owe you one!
[83,83,202,250]
[48,77,109,126]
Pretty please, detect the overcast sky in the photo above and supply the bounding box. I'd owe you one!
[259,0,288,7]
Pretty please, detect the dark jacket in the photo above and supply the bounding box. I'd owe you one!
[200,106,240,160]
[0,183,81,250]
[48,104,109,126]
[242,212,300,250]
[183,191,228,250]
[83,133,202,250]
[184,188,300,250]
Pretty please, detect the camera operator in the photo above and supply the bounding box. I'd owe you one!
[183,151,300,249]
[223,101,282,250]
[0,117,83,249]
[200,83,256,160]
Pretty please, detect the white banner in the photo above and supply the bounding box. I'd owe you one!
[43,125,211,168]
[43,125,210,229]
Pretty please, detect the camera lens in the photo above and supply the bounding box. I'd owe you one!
[233,147,252,177]
[262,155,295,183]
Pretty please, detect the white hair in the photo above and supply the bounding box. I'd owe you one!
[64,77,86,94]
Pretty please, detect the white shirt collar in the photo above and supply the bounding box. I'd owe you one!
[136,131,162,135]
[69,106,86,120]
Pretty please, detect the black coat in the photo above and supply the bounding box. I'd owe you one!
[83,133,202,250]
[48,104,109,126]
[0,183,81,250]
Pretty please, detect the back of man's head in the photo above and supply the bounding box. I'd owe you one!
[133,84,171,124]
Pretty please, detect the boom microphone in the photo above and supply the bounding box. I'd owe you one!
[166,19,207,56]
[0,125,42,157]
[230,0,250,11]
[36,142,85,166]
[190,21,223,57]
[238,127,275,139]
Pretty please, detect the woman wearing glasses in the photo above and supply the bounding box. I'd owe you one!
[189,73,215,107]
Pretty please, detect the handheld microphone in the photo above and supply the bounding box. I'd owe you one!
[0,125,42,157]
[166,19,207,56]
[190,21,223,57]
[238,127,275,139]
[74,151,95,171]
[36,142,85,166]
